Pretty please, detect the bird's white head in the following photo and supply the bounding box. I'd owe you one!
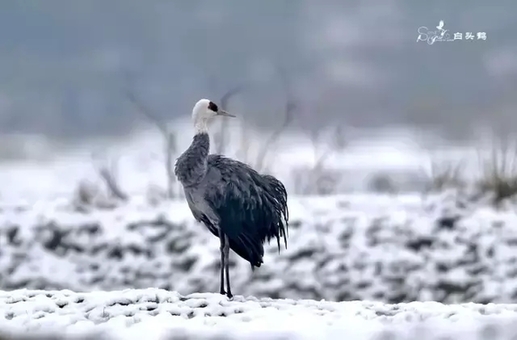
[192,98,235,133]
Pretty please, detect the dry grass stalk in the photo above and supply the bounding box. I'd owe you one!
[476,138,517,205]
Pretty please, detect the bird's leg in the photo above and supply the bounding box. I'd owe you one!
[218,227,226,296]
[223,234,233,299]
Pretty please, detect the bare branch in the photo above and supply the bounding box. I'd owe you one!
[92,154,128,201]
[124,88,168,137]
[254,66,295,172]
[213,83,247,155]
[253,103,294,172]
[300,124,346,195]
[99,167,129,201]
[315,124,347,170]
[331,124,347,151]
[308,129,321,164]
[164,134,177,199]
[236,120,251,164]
[123,72,177,199]
[220,84,246,110]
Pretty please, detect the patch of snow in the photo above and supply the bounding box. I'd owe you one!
[0,289,517,339]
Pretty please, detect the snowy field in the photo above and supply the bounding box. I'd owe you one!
[1,191,517,338]
[0,126,516,339]
[2,190,517,304]
[2,289,517,340]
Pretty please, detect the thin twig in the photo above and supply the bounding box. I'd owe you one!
[303,125,345,194]
[92,154,128,201]
[254,65,295,172]
[123,75,177,199]
[124,89,168,137]
[213,84,247,155]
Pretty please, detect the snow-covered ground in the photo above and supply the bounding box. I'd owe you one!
[2,289,517,339]
[1,188,517,338]
[0,126,515,339]
[1,189,517,304]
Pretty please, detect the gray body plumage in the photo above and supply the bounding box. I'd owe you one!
[174,132,289,271]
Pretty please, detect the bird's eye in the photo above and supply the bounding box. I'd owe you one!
[208,101,218,112]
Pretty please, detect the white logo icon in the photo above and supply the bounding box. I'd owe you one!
[417,20,487,45]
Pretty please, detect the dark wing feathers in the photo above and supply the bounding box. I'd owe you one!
[203,154,289,268]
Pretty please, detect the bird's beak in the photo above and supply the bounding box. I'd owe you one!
[217,110,235,117]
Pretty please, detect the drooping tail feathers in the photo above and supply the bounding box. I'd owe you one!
[203,155,290,268]
[215,173,289,268]
[260,174,289,252]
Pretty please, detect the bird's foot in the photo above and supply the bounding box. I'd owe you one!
[226,291,233,299]
[219,289,226,296]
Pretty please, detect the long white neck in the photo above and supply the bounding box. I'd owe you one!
[194,117,209,134]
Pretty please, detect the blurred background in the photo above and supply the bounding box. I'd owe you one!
[0,0,516,201]
[2,0,517,316]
